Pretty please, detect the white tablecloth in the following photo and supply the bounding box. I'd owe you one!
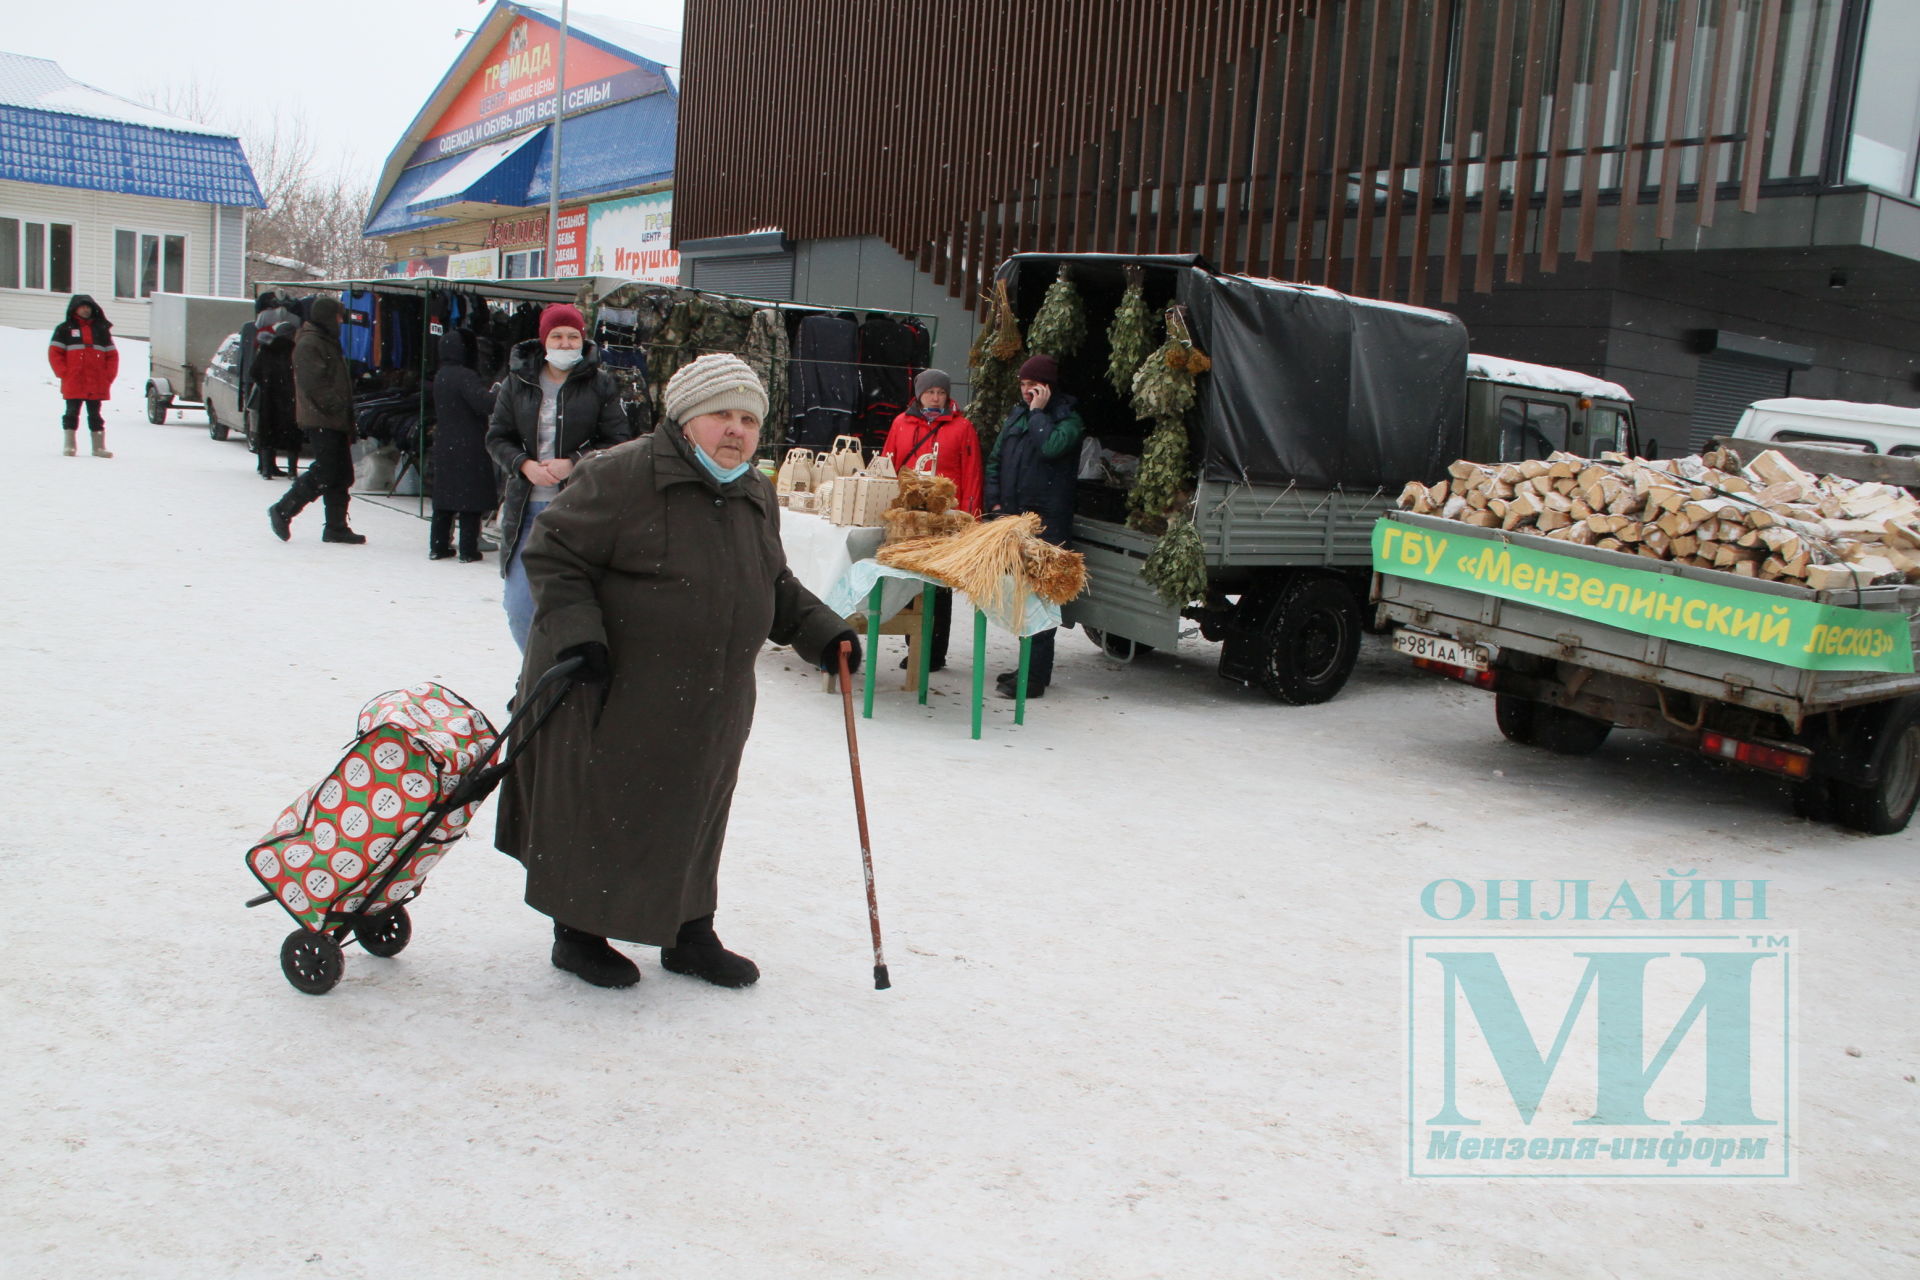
[778,509,921,620]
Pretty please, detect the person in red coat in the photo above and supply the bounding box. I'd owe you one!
[879,369,983,670]
[47,295,119,457]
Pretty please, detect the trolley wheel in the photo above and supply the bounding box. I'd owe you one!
[356,906,413,957]
[280,930,344,995]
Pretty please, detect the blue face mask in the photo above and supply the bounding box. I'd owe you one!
[693,443,752,484]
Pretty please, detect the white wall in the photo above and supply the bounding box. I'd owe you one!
[0,179,244,338]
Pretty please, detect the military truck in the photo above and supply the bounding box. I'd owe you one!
[992,254,1636,704]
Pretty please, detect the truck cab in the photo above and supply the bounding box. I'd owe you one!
[1464,354,1637,462]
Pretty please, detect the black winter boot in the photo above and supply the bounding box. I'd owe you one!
[551,922,641,988]
[321,492,366,544]
[661,914,760,987]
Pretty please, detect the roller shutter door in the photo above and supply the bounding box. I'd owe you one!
[689,252,794,301]
[1688,353,1790,451]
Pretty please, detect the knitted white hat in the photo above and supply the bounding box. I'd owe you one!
[664,352,769,425]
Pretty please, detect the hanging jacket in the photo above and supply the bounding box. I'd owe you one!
[880,407,985,515]
[251,326,303,451]
[984,392,1084,545]
[47,295,118,401]
[486,338,635,577]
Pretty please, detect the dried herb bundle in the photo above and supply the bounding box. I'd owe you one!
[1141,512,1208,608]
[1126,305,1208,535]
[968,279,1025,455]
[1106,265,1155,396]
[877,512,1086,629]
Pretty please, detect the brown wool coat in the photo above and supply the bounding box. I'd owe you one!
[494,422,848,945]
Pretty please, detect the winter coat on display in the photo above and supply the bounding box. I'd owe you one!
[880,407,985,515]
[47,295,118,401]
[431,331,500,513]
[856,315,914,446]
[788,314,860,449]
[494,419,848,945]
[485,339,635,579]
[251,328,303,452]
[985,392,1085,546]
[292,296,354,433]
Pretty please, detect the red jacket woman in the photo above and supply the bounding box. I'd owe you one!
[48,294,119,456]
[879,369,983,514]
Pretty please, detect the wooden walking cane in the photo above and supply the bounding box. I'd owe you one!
[836,640,891,990]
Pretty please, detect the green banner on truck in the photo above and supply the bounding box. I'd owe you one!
[1373,519,1913,674]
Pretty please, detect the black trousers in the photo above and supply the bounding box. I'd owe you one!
[930,586,953,665]
[430,510,482,557]
[277,429,354,525]
[62,400,104,431]
[1028,627,1056,687]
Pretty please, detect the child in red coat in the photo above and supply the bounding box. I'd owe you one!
[47,295,119,457]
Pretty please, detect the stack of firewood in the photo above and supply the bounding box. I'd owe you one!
[1398,448,1920,590]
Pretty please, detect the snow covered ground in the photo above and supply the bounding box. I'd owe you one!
[2,323,1915,1278]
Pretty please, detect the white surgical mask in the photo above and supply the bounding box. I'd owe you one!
[546,347,583,371]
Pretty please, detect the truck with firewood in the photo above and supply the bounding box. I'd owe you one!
[1371,441,1920,834]
[990,253,1636,706]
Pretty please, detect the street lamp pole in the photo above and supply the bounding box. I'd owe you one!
[545,0,570,276]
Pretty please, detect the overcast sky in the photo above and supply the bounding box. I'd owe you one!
[8,0,685,183]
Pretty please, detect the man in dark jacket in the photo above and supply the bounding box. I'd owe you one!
[984,353,1084,697]
[268,295,365,544]
[486,303,635,650]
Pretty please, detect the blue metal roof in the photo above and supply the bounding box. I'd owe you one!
[363,92,675,236]
[0,104,263,207]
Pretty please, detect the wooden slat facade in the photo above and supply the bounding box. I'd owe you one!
[680,0,1816,313]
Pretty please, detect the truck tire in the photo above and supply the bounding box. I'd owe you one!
[1830,705,1920,835]
[146,388,171,425]
[1258,575,1361,705]
[1495,694,1611,755]
[207,405,230,441]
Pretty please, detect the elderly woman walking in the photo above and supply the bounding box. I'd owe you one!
[497,353,860,990]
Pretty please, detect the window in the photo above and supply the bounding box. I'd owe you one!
[1498,397,1571,461]
[1587,406,1628,456]
[502,248,546,279]
[1846,0,1920,195]
[1,216,74,292]
[115,229,187,298]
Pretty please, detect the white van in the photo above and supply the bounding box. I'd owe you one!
[1732,397,1920,457]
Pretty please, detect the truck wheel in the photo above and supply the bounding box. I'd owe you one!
[1830,709,1920,835]
[208,406,229,441]
[1495,695,1611,754]
[1258,576,1361,705]
[146,389,171,425]
[1494,693,1541,746]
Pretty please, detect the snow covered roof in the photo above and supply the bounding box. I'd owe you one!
[1467,353,1633,402]
[0,51,232,136]
[0,52,262,206]
[1744,397,1920,430]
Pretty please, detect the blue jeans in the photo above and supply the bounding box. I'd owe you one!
[503,499,551,652]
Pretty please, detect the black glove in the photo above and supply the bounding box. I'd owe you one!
[557,641,611,684]
[819,630,861,675]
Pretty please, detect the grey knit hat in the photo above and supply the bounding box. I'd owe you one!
[913,368,952,398]
[664,352,769,425]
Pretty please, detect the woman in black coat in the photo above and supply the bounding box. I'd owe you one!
[250,312,302,479]
[429,329,499,561]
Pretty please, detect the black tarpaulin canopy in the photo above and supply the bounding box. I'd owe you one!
[995,254,1467,490]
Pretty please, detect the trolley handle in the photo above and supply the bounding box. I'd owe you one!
[447,656,587,806]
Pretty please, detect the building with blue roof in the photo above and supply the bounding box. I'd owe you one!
[363,2,679,284]
[0,51,262,337]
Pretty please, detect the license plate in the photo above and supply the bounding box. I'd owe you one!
[1393,630,1490,671]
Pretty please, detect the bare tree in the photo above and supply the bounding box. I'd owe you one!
[139,78,388,286]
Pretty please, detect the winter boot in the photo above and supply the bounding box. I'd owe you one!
[660,914,760,988]
[89,431,112,458]
[62,429,77,457]
[551,922,641,988]
[320,492,367,545]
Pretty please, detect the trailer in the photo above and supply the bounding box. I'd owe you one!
[1372,509,1920,834]
[145,292,256,436]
